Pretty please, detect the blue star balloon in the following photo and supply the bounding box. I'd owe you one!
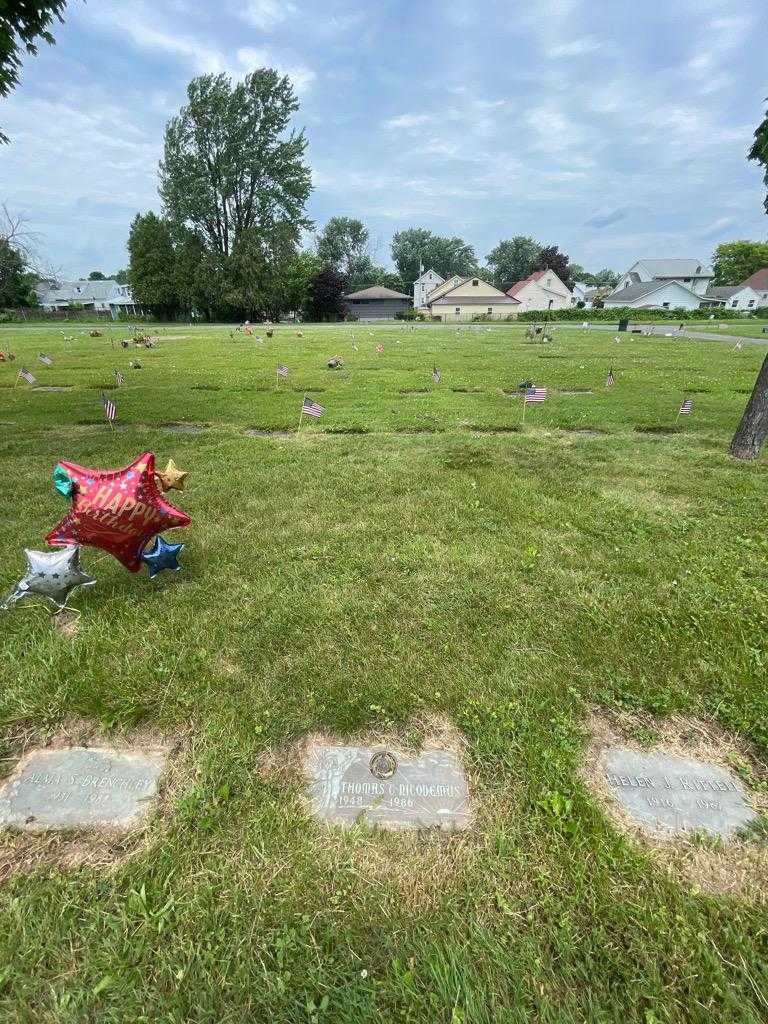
[140,535,184,579]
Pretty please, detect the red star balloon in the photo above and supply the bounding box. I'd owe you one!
[45,452,191,572]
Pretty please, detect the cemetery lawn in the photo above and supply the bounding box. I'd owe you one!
[1,322,767,1024]
[686,321,768,339]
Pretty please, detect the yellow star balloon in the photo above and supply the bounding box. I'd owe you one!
[155,458,189,492]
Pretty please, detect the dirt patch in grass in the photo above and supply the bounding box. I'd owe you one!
[33,385,73,392]
[451,387,485,394]
[161,422,207,433]
[292,386,326,393]
[684,388,712,394]
[0,717,192,877]
[464,424,522,434]
[244,428,294,438]
[323,426,370,435]
[733,388,752,395]
[634,425,681,435]
[581,709,768,899]
[192,384,221,391]
[395,426,443,434]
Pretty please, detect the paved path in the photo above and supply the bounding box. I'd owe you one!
[584,324,768,346]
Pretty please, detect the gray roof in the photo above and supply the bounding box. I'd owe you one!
[635,259,713,278]
[705,285,743,298]
[604,280,699,303]
[344,286,411,300]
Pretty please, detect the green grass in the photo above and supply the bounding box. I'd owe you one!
[1,322,767,1023]
[683,321,768,339]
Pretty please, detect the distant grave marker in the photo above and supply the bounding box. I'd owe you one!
[0,747,165,831]
[305,743,472,830]
[601,747,756,839]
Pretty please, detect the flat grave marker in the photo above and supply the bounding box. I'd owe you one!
[601,747,756,839]
[0,747,166,831]
[305,743,472,831]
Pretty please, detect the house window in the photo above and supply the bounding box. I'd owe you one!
[731,300,738,308]
[748,300,755,307]
[472,279,478,286]
[546,277,551,287]
[696,266,701,273]
[683,278,690,283]
[662,302,670,308]
[487,307,493,315]
[455,307,461,315]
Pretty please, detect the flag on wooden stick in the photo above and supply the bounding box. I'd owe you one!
[114,369,125,386]
[524,387,548,404]
[302,396,324,418]
[432,366,441,384]
[17,367,37,385]
[277,364,289,378]
[38,352,53,366]
[605,368,615,387]
[101,391,116,422]
[678,397,693,416]
[376,343,384,354]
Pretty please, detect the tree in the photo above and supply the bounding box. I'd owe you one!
[1,1,66,142]
[486,236,541,290]
[391,228,477,292]
[592,268,619,288]
[127,212,179,318]
[160,68,311,258]
[316,217,370,278]
[712,241,768,285]
[305,267,345,321]
[0,238,37,306]
[113,269,129,285]
[748,99,768,215]
[730,355,768,460]
[88,270,106,280]
[534,244,572,286]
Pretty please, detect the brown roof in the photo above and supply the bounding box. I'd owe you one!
[506,269,546,297]
[430,295,519,305]
[344,286,410,300]
[743,268,768,291]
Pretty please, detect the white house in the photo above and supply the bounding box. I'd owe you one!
[413,268,445,309]
[571,281,589,305]
[505,269,572,312]
[705,285,761,311]
[742,269,768,307]
[423,276,520,321]
[613,259,714,297]
[36,280,140,318]
[603,280,707,310]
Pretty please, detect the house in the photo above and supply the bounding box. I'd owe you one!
[36,280,140,318]
[603,280,710,310]
[343,285,411,321]
[505,269,572,312]
[413,268,445,309]
[571,281,589,305]
[741,268,768,307]
[704,285,761,311]
[422,276,520,321]
[613,259,714,297]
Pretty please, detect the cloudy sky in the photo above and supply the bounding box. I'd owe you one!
[2,0,766,278]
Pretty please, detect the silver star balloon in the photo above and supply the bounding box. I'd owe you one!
[2,546,96,611]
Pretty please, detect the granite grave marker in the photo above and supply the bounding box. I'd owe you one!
[0,747,166,831]
[601,747,756,839]
[306,744,472,830]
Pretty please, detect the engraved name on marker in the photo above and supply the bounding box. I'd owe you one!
[601,747,756,839]
[306,744,472,831]
[0,747,166,831]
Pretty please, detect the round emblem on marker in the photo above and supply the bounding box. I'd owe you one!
[369,750,397,779]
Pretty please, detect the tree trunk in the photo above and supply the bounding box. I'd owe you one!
[729,353,768,459]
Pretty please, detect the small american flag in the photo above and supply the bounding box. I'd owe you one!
[277,364,289,378]
[376,343,384,354]
[114,369,125,386]
[524,387,548,403]
[38,352,53,366]
[302,396,324,418]
[679,397,693,416]
[101,391,116,422]
[18,367,37,385]
[432,366,441,384]
[606,368,615,387]
[734,340,743,351]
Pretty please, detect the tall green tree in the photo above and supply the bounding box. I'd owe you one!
[160,68,311,258]
[87,270,106,280]
[486,236,541,290]
[127,213,179,318]
[1,1,66,142]
[0,238,36,306]
[391,229,477,292]
[748,99,768,215]
[712,241,768,285]
[316,217,371,282]
[305,267,345,321]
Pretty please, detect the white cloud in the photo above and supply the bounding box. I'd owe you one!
[235,48,316,93]
[239,0,297,29]
[382,113,431,130]
[547,36,602,58]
